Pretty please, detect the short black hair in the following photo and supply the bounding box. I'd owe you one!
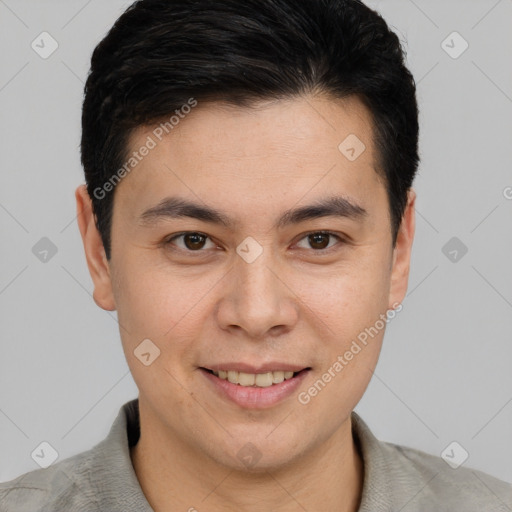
[81,0,419,260]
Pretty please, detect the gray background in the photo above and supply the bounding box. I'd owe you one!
[1,0,511,486]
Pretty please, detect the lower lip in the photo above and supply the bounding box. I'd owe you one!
[200,368,310,409]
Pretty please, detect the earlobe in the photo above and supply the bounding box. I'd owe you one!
[388,188,416,310]
[75,185,117,311]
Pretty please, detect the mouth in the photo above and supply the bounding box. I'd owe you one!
[200,367,311,388]
[199,366,311,409]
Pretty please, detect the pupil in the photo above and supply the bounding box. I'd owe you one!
[185,233,205,250]
[309,233,329,249]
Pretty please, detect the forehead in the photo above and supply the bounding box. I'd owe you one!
[114,94,386,224]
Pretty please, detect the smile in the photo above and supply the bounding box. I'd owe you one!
[200,367,311,409]
[208,369,299,387]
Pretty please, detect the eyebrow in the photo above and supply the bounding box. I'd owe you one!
[138,195,368,229]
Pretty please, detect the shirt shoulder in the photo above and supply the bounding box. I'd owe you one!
[352,412,512,512]
[377,438,511,511]
[0,448,101,512]
[0,399,151,512]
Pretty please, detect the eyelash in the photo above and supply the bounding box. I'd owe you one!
[163,230,346,254]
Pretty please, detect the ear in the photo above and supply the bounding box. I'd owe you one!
[75,184,116,311]
[388,188,416,309]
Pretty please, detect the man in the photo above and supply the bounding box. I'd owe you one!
[1,0,510,510]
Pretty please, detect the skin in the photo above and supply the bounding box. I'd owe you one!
[76,94,415,512]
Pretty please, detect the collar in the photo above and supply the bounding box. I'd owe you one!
[93,398,393,511]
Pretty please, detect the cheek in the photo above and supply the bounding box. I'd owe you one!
[112,260,223,355]
[296,256,392,340]
[112,265,208,401]
[294,269,390,419]
[113,270,171,340]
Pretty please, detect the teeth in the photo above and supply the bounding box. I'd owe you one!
[272,371,285,384]
[238,372,256,386]
[255,373,273,387]
[212,369,299,387]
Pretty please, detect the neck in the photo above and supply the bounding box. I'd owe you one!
[130,403,364,512]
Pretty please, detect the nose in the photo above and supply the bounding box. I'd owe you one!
[215,250,299,339]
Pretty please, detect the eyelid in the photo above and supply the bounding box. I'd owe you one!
[164,230,347,253]
[164,231,217,251]
[293,230,346,251]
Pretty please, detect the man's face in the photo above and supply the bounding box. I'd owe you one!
[78,95,415,471]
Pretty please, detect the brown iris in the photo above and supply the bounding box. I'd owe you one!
[183,233,207,250]
[308,233,330,250]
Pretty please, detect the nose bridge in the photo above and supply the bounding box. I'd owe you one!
[237,253,278,304]
[217,244,298,336]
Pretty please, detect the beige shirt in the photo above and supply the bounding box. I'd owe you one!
[1,398,510,511]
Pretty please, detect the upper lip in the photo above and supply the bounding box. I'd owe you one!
[203,363,310,374]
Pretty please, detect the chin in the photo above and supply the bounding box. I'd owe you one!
[209,432,306,474]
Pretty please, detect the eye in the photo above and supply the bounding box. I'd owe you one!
[295,231,343,251]
[165,232,216,251]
